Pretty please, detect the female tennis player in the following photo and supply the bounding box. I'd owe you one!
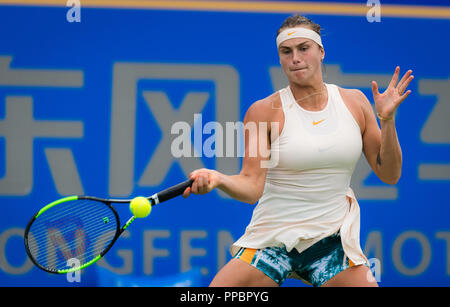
[183,15,413,287]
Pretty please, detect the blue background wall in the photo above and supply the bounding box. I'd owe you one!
[0,1,449,286]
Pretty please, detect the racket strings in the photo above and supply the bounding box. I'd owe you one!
[27,199,118,272]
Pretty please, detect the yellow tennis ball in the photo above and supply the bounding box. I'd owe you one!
[129,197,151,218]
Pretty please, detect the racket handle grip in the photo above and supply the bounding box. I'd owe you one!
[153,179,194,204]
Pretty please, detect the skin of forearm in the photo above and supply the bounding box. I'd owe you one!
[377,119,402,184]
[217,172,265,204]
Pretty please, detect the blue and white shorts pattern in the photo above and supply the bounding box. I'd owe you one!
[233,232,365,287]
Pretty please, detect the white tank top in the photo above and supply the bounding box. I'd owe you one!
[231,83,369,266]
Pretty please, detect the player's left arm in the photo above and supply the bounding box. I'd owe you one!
[360,66,414,185]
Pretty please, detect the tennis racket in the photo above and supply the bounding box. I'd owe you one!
[24,179,193,274]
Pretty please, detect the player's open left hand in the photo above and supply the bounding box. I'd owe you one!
[371,66,414,119]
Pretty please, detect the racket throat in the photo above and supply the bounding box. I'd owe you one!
[123,216,136,231]
[149,193,159,206]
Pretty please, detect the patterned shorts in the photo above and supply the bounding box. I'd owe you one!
[233,232,365,287]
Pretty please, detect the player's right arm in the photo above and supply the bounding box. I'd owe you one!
[183,96,278,204]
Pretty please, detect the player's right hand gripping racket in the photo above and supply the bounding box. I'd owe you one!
[24,179,193,274]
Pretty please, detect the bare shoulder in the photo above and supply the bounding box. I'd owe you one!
[244,91,283,123]
[337,87,373,134]
[338,87,373,113]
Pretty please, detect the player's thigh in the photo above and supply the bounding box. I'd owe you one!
[209,258,279,287]
[321,264,378,287]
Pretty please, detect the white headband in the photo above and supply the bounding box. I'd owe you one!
[276,27,323,49]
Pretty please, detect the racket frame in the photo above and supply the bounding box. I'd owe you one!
[24,179,192,274]
[24,195,141,274]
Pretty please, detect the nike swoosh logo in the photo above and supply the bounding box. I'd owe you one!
[287,31,296,36]
[313,119,326,126]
